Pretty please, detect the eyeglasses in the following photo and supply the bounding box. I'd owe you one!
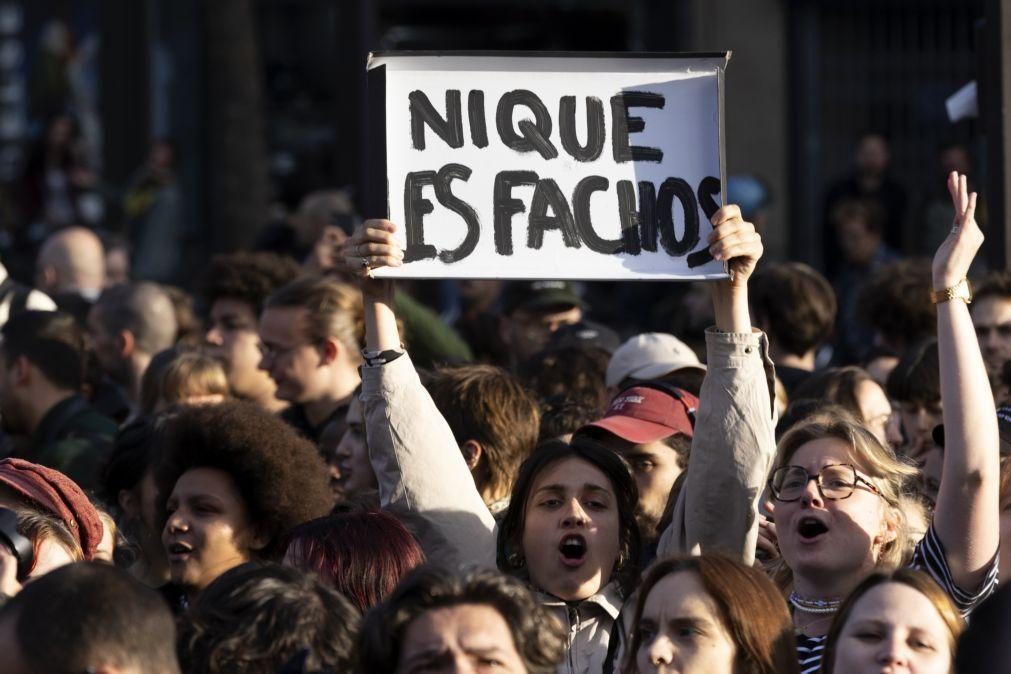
[768,464,880,503]
[258,340,316,362]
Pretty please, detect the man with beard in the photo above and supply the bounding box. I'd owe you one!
[201,252,300,413]
[0,311,115,490]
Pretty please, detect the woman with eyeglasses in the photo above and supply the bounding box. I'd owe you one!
[765,173,999,674]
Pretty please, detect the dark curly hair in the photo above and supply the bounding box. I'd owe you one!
[857,259,936,354]
[497,437,642,597]
[357,565,565,674]
[154,401,333,560]
[181,562,359,674]
[200,252,301,315]
[750,262,836,358]
[886,338,940,408]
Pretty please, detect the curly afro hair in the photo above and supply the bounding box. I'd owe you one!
[154,401,333,560]
[201,252,301,315]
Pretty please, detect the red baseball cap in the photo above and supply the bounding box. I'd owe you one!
[587,385,699,444]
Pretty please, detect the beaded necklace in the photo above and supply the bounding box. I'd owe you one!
[789,592,842,614]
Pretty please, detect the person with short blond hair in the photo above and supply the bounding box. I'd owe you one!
[157,351,229,410]
[259,276,364,443]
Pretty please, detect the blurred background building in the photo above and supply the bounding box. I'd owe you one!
[0,0,987,285]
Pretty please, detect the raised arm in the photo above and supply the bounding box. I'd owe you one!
[346,220,497,568]
[932,172,1000,592]
[658,206,777,564]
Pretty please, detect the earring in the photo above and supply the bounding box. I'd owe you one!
[507,552,525,569]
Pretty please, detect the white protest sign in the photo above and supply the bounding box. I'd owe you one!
[366,52,730,280]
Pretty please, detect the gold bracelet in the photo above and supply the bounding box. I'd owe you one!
[929,278,972,304]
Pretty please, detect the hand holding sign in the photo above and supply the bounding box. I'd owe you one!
[367,52,731,280]
[708,205,763,290]
[341,219,403,299]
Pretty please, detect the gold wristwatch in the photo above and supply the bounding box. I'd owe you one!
[930,278,972,304]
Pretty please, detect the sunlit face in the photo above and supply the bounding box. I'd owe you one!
[26,537,76,580]
[396,604,527,674]
[520,457,620,601]
[333,397,376,496]
[501,305,582,363]
[971,296,1011,385]
[206,298,279,404]
[258,306,326,404]
[162,467,258,594]
[774,438,894,583]
[855,379,901,451]
[636,571,738,674]
[597,434,683,538]
[832,582,953,674]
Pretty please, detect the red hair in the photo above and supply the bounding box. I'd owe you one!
[284,510,425,613]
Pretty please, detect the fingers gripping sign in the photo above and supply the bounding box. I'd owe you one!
[707,204,763,288]
[342,219,406,279]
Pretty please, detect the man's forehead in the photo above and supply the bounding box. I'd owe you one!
[260,305,309,335]
[212,297,258,321]
[971,295,1011,322]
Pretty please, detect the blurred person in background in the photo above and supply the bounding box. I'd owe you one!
[498,280,583,370]
[749,262,836,395]
[88,282,178,419]
[34,225,104,325]
[823,131,907,259]
[123,139,183,284]
[201,252,300,414]
[0,310,116,490]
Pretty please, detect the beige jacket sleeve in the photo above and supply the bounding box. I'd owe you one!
[360,353,498,568]
[656,328,777,565]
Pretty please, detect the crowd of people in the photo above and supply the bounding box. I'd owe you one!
[0,167,1004,674]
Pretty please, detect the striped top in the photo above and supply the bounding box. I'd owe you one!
[795,524,998,674]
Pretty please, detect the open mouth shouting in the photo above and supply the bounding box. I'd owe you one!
[558,534,587,568]
[166,540,194,562]
[796,516,829,543]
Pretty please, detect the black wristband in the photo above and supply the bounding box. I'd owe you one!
[362,348,405,367]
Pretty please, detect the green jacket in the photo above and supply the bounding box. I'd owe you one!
[23,395,118,491]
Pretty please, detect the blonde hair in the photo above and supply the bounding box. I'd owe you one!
[160,352,230,408]
[265,276,365,365]
[770,411,923,589]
